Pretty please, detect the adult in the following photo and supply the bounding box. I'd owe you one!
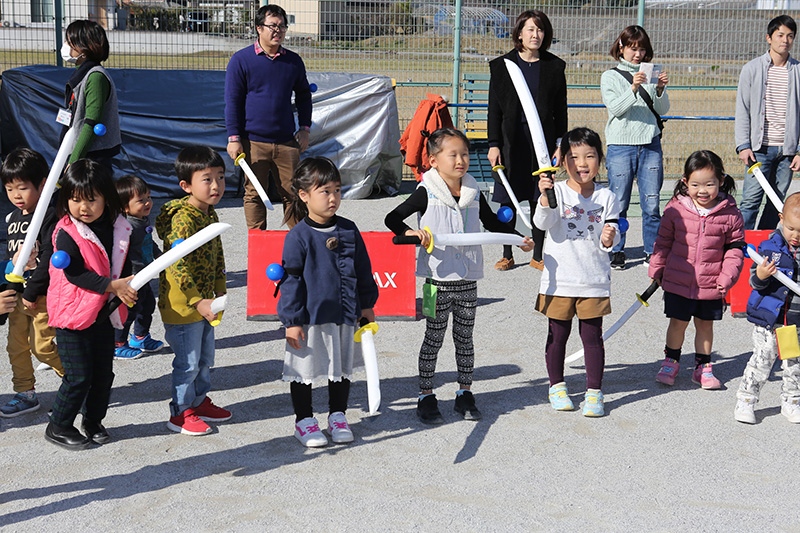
[225,4,312,230]
[600,25,669,270]
[62,20,121,169]
[735,15,800,230]
[487,10,567,271]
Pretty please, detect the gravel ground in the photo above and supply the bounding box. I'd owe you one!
[1,184,800,532]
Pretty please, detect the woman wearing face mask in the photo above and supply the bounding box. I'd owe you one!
[61,20,121,170]
[487,10,567,272]
[600,25,669,270]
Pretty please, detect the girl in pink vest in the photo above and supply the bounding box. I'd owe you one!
[45,159,136,450]
[649,151,745,390]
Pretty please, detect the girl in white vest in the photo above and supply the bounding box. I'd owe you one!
[385,128,532,424]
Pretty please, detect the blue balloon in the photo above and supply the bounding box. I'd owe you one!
[618,218,629,233]
[747,243,757,253]
[497,206,513,224]
[171,238,185,249]
[51,250,71,269]
[93,123,107,136]
[309,83,318,93]
[4,260,14,275]
[266,263,285,281]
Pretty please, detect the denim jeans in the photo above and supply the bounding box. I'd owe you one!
[165,320,215,417]
[740,146,793,230]
[606,138,664,254]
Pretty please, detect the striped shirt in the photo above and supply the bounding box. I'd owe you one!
[764,63,789,146]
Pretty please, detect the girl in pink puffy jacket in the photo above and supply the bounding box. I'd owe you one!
[649,150,745,389]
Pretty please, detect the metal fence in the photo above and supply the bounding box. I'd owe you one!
[1,0,798,177]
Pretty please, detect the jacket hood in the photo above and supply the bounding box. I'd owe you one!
[155,197,211,244]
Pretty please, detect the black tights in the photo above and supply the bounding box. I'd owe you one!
[290,379,350,422]
[545,317,605,390]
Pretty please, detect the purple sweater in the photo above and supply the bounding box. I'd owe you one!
[224,44,312,144]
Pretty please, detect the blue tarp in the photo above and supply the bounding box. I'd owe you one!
[0,66,402,199]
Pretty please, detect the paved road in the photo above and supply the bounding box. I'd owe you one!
[1,189,799,531]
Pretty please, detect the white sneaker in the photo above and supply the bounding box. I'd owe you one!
[734,398,756,424]
[781,398,800,424]
[327,411,354,444]
[294,417,328,447]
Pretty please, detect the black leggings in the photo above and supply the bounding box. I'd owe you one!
[290,379,350,422]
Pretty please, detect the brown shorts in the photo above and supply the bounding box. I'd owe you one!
[535,294,611,321]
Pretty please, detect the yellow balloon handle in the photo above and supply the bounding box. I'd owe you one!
[5,273,24,283]
[234,153,246,166]
[491,164,505,172]
[210,311,223,327]
[636,293,650,307]
[423,226,435,254]
[747,161,762,174]
[532,166,560,176]
[354,321,379,342]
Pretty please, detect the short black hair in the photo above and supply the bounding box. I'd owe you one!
[115,174,150,206]
[768,15,797,37]
[559,127,605,163]
[426,128,470,157]
[56,158,123,219]
[65,19,110,63]
[1,148,49,188]
[174,146,225,184]
[255,4,288,27]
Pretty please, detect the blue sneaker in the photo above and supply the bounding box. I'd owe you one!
[583,389,605,417]
[0,391,40,418]
[548,382,575,411]
[129,333,164,353]
[115,344,143,360]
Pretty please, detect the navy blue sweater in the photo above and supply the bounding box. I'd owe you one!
[278,216,378,327]
[224,44,312,144]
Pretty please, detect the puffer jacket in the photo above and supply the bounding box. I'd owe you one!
[648,193,745,300]
[746,230,797,329]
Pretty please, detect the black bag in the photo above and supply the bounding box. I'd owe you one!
[613,68,666,135]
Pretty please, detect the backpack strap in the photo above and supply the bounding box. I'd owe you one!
[613,68,665,134]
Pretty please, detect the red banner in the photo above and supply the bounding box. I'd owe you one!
[727,229,771,317]
[246,230,417,320]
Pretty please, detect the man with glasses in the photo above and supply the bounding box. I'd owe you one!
[225,4,312,229]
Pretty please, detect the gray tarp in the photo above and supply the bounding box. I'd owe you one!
[0,66,402,199]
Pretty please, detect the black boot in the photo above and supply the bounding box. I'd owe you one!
[81,420,111,444]
[45,421,91,450]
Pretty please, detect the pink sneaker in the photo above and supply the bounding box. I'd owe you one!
[692,363,721,390]
[655,358,680,386]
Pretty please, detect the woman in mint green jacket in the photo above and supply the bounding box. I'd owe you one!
[600,25,669,270]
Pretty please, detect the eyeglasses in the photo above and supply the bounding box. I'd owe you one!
[260,23,288,32]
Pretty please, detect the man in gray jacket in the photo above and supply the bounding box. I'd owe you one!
[735,14,800,230]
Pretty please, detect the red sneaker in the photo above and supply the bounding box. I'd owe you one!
[167,408,212,436]
[194,397,232,422]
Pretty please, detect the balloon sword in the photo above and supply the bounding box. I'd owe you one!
[354,318,381,415]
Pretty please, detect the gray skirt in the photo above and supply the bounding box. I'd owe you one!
[282,323,363,384]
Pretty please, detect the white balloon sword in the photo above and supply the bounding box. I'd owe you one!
[747,161,784,214]
[566,280,660,364]
[354,318,381,415]
[6,124,85,283]
[234,153,274,211]
[503,58,560,208]
[392,226,525,253]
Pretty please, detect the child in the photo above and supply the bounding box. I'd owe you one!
[1,148,64,417]
[650,150,744,389]
[734,192,800,424]
[45,159,136,450]
[156,146,230,436]
[385,128,533,425]
[535,127,620,417]
[113,174,163,359]
[278,157,378,447]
